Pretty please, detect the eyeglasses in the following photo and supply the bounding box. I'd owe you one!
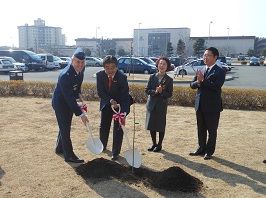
[203,54,213,58]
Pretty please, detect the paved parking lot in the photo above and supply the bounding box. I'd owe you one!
[0,66,265,90]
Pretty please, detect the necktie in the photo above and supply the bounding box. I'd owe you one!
[108,76,112,90]
[205,67,210,77]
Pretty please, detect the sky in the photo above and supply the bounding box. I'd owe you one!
[1,0,265,47]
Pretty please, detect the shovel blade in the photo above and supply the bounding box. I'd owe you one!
[124,149,142,168]
[85,138,103,155]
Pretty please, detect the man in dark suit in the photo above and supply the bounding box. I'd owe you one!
[52,48,88,163]
[189,47,226,160]
[96,55,130,160]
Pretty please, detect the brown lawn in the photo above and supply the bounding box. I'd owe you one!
[0,97,265,198]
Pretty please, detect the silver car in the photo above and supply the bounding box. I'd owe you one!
[174,59,230,76]
[175,59,205,76]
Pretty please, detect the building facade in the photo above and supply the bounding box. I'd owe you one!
[133,28,191,57]
[15,19,265,57]
[75,38,132,57]
[189,36,256,57]
[17,18,65,51]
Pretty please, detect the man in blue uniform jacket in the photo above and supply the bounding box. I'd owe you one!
[96,55,130,160]
[189,47,226,160]
[52,48,88,163]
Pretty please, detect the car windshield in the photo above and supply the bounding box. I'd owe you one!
[7,57,16,63]
[251,58,259,61]
[27,51,42,60]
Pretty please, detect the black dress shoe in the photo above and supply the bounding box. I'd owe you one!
[111,155,119,160]
[153,146,162,152]
[147,145,157,152]
[204,154,212,160]
[189,149,205,156]
[65,157,84,163]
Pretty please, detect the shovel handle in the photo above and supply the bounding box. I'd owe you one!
[86,121,95,144]
[121,125,132,150]
[111,104,121,114]
[111,105,131,149]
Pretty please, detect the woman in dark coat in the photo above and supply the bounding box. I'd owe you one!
[145,56,173,152]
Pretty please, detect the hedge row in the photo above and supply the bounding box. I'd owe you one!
[0,80,265,111]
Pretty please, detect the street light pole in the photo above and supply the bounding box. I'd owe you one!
[227,28,230,56]
[96,27,100,57]
[208,21,213,47]
[138,22,142,56]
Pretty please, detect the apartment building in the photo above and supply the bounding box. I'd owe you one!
[17,18,65,50]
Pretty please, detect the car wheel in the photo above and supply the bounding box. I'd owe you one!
[95,63,100,67]
[143,69,149,74]
[179,69,187,75]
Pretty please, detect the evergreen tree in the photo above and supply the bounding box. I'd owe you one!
[167,42,173,56]
[117,49,126,56]
[176,39,186,56]
[193,38,206,58]
[107,48,116,56]
[84,48,91,57]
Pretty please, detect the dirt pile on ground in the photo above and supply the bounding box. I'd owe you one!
[76,157,203,192]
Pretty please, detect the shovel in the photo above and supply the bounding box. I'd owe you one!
[84,122,103,155]
[79,95,103,155]
[111,105,142,168]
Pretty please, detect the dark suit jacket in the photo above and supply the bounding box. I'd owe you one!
[145,73,173,114]
[96,69,130,114]
[52,64,84,116]
[190,64,226,112]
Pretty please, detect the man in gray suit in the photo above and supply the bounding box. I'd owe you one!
[189,47,226,160]
[96,55,130,160]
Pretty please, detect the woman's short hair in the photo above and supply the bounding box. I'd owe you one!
[156,56,171,71]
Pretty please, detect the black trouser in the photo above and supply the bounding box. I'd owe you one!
[196,109,220,155]
[100,105,123,155]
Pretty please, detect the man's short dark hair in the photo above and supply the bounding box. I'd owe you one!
[206,47,219,58]
[103,55,118,67]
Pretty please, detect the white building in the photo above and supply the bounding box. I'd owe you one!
[17,18,65,50]
[133,28,191,57]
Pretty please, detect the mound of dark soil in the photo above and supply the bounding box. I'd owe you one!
[76,158,203,192]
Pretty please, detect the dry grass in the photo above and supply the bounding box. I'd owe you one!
[0,97,265,198]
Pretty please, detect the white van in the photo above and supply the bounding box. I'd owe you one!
[37,54,58,69]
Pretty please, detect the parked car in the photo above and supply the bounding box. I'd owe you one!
[53,56,69,68]
[0,56,28,72]
[117,57,158,74]
[169,57,182,67]
[249,57,260,66]
[217,56,226,64]
[138,57,156,65]
[85,57,103,67]
[0,50,44,71]
[175,59,205,76]
[226,57,232,66]
[238,55,246,61]
[149,57,158,63]
[37,53,57,70]
[175,59,230,76]
[60,57,71,63]
[0,58,15,73]
[140,57,175,71]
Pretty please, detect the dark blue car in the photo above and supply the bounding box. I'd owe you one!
[117,57,158,74]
